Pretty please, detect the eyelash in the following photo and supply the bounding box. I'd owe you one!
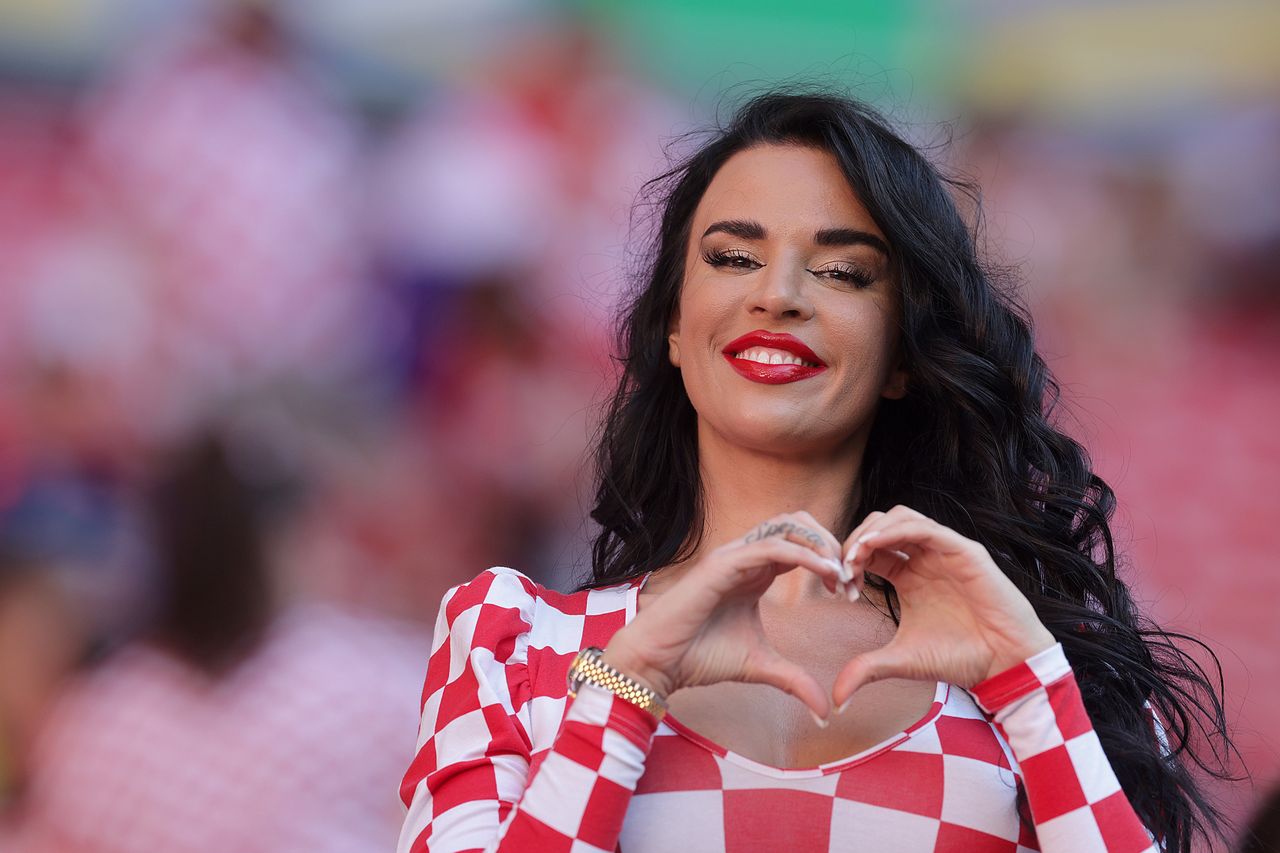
[702,248,759,270]
[813,263,875,289]
[701,249,876,289]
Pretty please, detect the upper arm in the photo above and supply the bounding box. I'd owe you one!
[397,568,539,853]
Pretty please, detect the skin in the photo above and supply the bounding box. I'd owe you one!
[601,144,1054,767]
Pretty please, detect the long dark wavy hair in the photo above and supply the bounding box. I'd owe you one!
[578,91,1237,850]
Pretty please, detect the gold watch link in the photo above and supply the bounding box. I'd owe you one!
[566,646,668,721]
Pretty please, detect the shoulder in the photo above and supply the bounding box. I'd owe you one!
[434,567,634,654]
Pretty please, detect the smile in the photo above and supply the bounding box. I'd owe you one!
[722,331,827,385]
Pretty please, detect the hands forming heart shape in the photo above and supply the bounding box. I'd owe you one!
[602,505,1057,722]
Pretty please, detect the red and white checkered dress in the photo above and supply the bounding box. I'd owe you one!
[398,567,1159,852]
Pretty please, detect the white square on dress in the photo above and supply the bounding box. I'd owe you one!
[621,790,727,853]
[1036,804,1107,850]
[518,750,600,838]
[1064,731,1122,803]
[830,796,941,851]
[897,724,943,754]
[541,612,588,654]
[433,707,496,769]
[939,753,1021,841]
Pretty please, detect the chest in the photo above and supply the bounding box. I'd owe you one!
[662,598,937,768]
[665,676,940,768]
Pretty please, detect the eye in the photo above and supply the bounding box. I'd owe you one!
[807,263,875,289]
[702,248,762,271]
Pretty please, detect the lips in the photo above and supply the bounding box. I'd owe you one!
[721,331,827,385]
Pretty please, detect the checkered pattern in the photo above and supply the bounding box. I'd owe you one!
[399,567,1159,852]
[969,646,1159,853]
[2,604,430,852]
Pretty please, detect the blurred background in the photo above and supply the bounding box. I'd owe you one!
[0,0,1275,850]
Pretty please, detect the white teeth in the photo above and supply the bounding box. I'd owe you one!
[733,347,816,368]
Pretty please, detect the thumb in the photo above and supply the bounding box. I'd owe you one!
[831,644,907,713]
[745,646,831,724]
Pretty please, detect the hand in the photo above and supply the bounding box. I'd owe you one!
[603,512,847,721]
[833,505,1056,711]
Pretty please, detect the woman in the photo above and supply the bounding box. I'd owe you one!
[398,92,1232,852]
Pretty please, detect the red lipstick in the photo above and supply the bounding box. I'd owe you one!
[721,331,827,385]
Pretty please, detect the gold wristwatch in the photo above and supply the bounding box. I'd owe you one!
[566,646,668,721]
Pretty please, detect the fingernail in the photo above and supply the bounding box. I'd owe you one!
[835,698,852,715]
[824,557,844,578]
[809,710,829,729]
[845,584,860,603]
[844,544,859,569]
[889,548,910,561]
[857,530,880,544]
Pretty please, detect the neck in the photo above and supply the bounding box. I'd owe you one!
[669,424,868,604]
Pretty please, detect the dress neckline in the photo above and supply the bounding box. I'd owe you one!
[624,571,950,779]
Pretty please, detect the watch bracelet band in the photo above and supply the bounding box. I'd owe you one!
[567,646,668,721]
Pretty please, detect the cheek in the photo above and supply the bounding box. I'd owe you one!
[674,280,732,352]
[827,303,900,374]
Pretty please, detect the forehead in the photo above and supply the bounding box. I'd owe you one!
[692,144,884,240]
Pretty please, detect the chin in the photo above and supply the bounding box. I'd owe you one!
[704,408,842,456]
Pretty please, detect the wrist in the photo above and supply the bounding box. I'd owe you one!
[985,628,1057,681]
[601,642,673,700]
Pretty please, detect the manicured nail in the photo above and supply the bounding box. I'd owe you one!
[844,544,859,569]
[824,557,845,578]
[857,530,880,544]
[888,548,910,561]
[845,584,860,603]
[809,710,829,729]
[835,698,852,715]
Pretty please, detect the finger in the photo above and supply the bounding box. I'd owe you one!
[746,646,832,724]
[728,537,845,592]
[842,504,930,562]
[739,513,841,563]
[840,510,886,594]
[787,511,849,598]
[852,519,977,565]
[732,525,849,591]
[831,644,907,712]
[855,546,914,586]
[841,510,885,561]
[789,510,844,562]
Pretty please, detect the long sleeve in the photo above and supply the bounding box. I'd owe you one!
[397,568,660,853]
[969,643,1158,853]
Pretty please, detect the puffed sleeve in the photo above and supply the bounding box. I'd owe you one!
[969,643,1160,853]
[397,567,659,853]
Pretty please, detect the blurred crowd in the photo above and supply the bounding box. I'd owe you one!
[0,1,1276,851]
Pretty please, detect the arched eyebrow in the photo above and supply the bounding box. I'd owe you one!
[701,220,889,258]
[813,228,890,258]
[701,219,765,241]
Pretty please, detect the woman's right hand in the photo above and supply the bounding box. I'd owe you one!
[600,512,849,721]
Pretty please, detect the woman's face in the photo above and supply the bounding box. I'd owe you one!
[668,143,907,457]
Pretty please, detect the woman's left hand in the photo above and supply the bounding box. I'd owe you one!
[832,505,1056,712]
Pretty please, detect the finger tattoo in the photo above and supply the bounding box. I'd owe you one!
[744,521,825,550]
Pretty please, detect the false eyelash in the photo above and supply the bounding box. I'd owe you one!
[702,248,759,268]
[811,264,876,289]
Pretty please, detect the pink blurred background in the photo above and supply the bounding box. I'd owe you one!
[0,1,1275,850]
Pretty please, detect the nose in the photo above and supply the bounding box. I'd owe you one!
[747,261,815,321]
